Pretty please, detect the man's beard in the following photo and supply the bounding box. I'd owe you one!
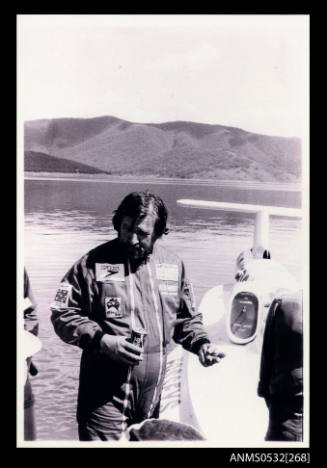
[126,244,153,263]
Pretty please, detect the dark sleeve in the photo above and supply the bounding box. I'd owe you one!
[24,268,39,336]
[257,298,278,399]
[50,258,104,351]
[173,261,210,354]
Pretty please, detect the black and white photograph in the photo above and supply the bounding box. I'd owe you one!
[17,14,309,450]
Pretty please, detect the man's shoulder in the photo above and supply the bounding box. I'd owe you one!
[76,238,119,267]
[276,290,303,319]
[269,289,303,335]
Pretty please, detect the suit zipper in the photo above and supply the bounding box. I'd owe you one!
[146,262,164,417]
[120,260,136,434]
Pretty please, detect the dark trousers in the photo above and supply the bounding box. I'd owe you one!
[24,377,36,440]
[24,406,36,441]
[78,399,161,441]
[265,395,303,441]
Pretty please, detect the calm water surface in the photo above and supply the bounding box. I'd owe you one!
[23,178,302,441]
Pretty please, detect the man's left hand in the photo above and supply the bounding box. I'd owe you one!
[198,343,225,367]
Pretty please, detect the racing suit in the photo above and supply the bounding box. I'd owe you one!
[257,290,303,441]
[50,238,210,440]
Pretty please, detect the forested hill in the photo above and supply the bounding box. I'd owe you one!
[24,115,301,182]
[24,150,109,174]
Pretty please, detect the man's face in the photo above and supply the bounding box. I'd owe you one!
[118,211,158,261]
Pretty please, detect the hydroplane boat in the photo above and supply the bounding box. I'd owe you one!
[159,199,302,444]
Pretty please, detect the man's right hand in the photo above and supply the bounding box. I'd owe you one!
[99,335,144,366]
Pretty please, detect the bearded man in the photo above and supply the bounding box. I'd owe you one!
[51,191,224,441]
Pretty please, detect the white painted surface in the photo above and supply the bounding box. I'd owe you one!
[23,330,42,359]
[186,345,269,445]
[177,199,302,218]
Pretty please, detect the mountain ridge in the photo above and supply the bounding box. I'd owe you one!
[24,115,301,182]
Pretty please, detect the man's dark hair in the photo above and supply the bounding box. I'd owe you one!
[113,191,169,237]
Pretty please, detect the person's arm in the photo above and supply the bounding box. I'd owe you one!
[51,256,145,364]
[24,268,39,337]
[24,269,39,376]
[50,258,105,352]
[257,298,278,402]
[173,262,225,366]
[172,261,209,353]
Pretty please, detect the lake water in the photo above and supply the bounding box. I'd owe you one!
[23,178,303,441]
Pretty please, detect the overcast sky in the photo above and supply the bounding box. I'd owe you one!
[17,14,309,138]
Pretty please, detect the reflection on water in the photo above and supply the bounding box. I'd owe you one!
[23,179,303,441]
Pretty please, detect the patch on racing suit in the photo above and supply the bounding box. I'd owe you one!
[183,279,196,312]
[52,282,73,307]
[156,264,178,282]
[95,263,125,282]
[104,296,122,318]
[158,282,179,296]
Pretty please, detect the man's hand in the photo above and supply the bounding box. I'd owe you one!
[198,343,225,367]
[99,335,144,366]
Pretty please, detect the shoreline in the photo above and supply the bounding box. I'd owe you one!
[23,172,302,192]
